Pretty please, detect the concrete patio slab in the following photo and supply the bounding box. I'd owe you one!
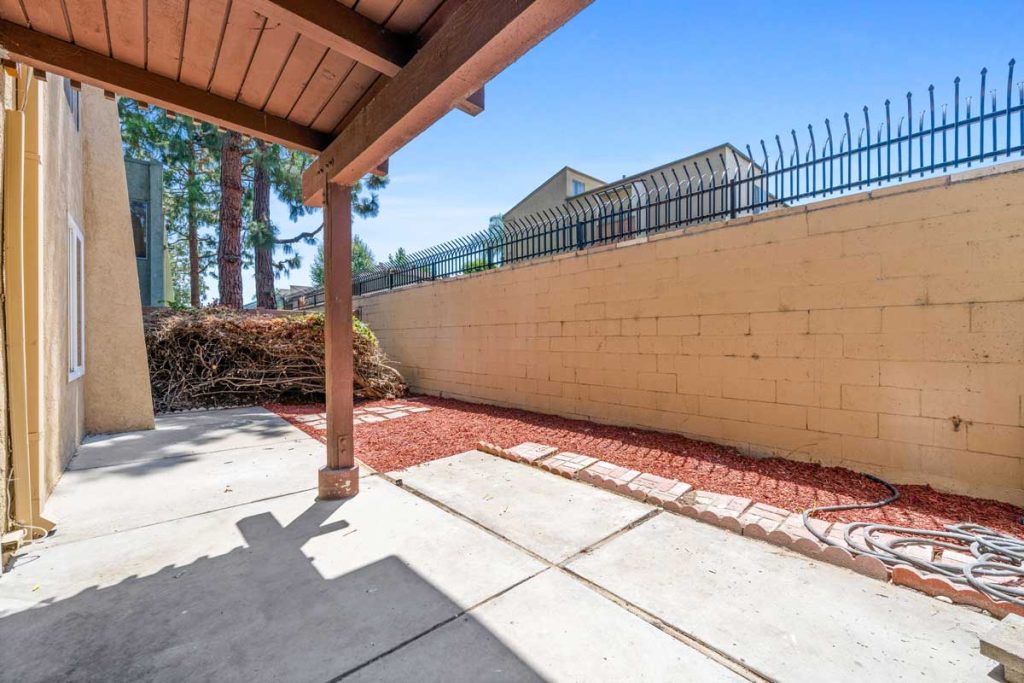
[0,478,546,682]
[567,512,998,683]
[398,450,654,563]
[71,407,309,470]
[347,568,746,683]
[3,407,1003,682]
[44,437,335,545]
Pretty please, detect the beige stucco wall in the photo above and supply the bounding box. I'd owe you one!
[81,87,154,435]
[357,164,1024,506]
[0,72,10,535]
[41,76,85,493]
[32,81,154,496]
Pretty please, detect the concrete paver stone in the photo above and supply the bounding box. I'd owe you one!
[980,613,1024,681]
[625,473,692,506]
[578,460,642,494]
[737,502,790,540]
[507,442,559,463]
[538,452,599,479]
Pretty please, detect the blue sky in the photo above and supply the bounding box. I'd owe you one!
[250,0,1023,300]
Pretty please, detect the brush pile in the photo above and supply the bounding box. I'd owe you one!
[144,308,406,412]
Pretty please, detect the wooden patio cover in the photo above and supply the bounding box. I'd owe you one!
[0,0,590,498]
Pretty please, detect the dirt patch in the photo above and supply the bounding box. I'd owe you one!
[266,395,1024,537]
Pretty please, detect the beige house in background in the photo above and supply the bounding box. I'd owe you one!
[503,144,766,260]
[0,66,153,561]
[504,165,606,221]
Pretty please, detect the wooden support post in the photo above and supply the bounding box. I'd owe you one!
[318,181,359,499]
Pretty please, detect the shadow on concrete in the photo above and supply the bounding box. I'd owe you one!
[0,501,541,682]
[71,408,311,472]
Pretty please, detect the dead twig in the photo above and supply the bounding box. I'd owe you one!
[144,308,406,412]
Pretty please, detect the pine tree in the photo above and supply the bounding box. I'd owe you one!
[118,100,219,307]
[120,100,389,308]
[311,234,375,288]
[248,143,321,308]
[387,247,410,267]
[256,154,387,301]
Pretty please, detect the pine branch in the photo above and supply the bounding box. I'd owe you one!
[274,223,324,245]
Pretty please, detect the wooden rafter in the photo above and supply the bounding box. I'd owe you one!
[302,0,592,204]
[244,0,413,78]
[0,19,328,153]
[246,0,485,118]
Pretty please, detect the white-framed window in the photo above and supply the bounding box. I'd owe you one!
[68,215,85,381]
[571,179,585,196]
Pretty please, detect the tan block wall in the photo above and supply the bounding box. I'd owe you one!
[357,165,1024,506]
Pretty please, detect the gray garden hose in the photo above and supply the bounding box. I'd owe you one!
[802,474,1024,608]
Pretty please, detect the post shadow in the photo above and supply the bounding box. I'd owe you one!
[0,500,542,682]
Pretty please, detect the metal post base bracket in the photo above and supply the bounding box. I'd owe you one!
[318,465,360,500]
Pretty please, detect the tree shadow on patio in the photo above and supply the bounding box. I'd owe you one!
[0,500,542,682]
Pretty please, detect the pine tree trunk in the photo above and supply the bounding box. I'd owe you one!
[187,160,201,307]
[217,131,244,308]
[188,201,200,307]
[253,141,276,309]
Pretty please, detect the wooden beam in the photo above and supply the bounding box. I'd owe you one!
[455,86,485,116]
[244,0,413,78]
[418,0,472,43]
[0,20,329,153]
[419,0,485,116]
[302,0,592,204]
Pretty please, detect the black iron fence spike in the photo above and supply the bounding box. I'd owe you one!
[980,68,988,161]
[343,61,1024,295]
[1007,61,1015,158]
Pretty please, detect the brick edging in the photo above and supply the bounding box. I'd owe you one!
[477,440,1024,619]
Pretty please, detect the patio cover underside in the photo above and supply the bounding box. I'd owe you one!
[0,0,591,204]
[0,0,592,497]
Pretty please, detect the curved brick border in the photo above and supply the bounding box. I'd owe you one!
[476,439,1021,618]
[892,566,1024,619]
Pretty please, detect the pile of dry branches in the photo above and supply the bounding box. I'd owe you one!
[144,308,406,412]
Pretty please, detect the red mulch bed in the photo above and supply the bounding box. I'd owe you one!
[265,395,1024,537]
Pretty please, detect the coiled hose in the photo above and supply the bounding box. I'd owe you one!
[802,473,1024,607]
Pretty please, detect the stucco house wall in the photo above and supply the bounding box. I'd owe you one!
[81,88,155,437]
[0,70,10,537]
[41,75,86,491]
[356,164,1024,507]
[505,166,606,223]
[3,76,153,510]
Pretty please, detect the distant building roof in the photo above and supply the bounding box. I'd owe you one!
[504,166,606,218]
[505,143,760,216]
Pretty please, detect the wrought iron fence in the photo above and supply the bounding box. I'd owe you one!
[283,60,1022,308]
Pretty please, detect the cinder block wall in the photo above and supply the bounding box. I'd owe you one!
[357,165,1024,506]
